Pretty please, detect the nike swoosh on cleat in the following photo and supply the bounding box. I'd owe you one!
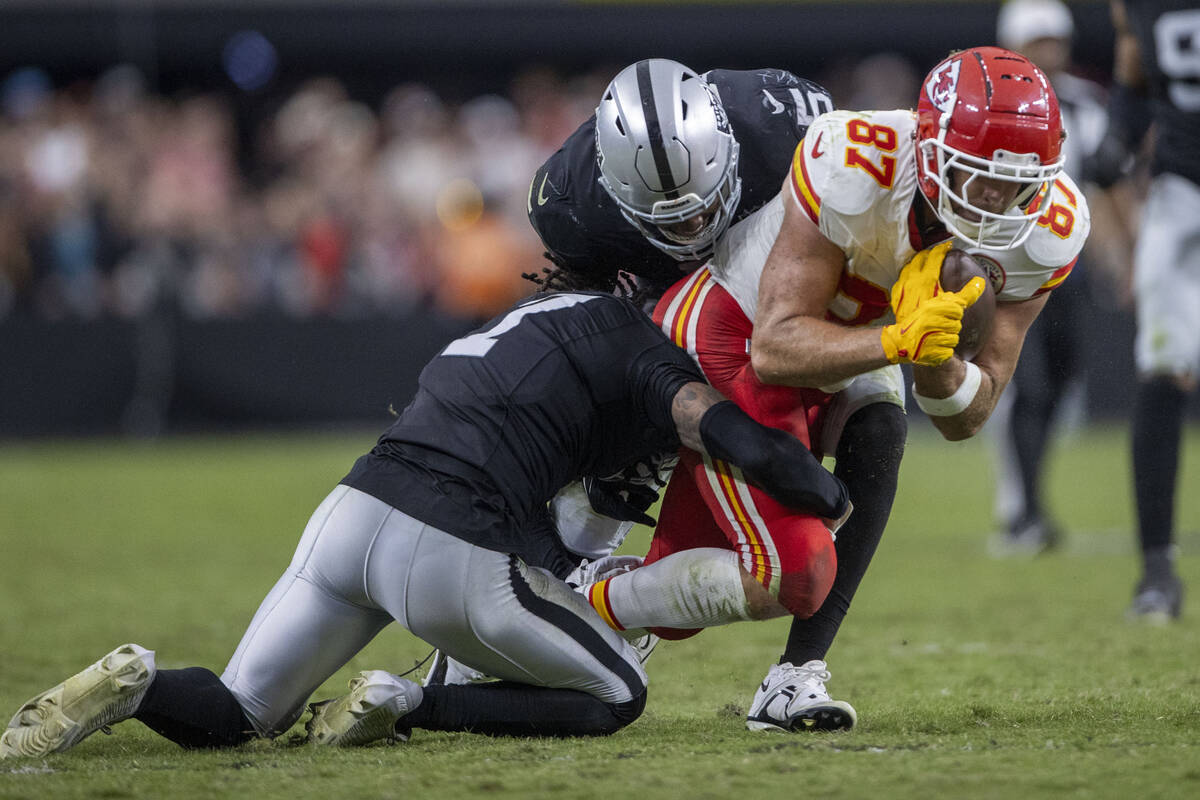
[536,174,551,206]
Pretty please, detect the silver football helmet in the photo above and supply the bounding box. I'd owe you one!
[595,59,741,261]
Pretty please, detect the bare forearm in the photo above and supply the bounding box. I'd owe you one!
[1112,1,1144,89]
[911,359,1004,440]
[751,318,891,388]
[673,384,850,518]
[914,295,1045,440]
[670,381,727,452]
[753,188,881,388]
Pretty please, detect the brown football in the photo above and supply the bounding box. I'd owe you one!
[939,249,996,361]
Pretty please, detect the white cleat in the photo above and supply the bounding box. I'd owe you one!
[564,555,644,589]
[745,660,857,733]
[422,651,489,687]
[0,643,156,759]
[629,631,659,666]
[306,670,423,747]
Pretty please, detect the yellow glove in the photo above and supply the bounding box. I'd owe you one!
[881,277,986,366]
[891,240,954,321]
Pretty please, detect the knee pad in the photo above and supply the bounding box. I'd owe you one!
[776,526,837,619]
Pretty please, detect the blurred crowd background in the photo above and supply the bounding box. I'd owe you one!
[0,52,964,326]
[1,0,1167,435]
[0,0,1122,327]
[0,63,604,324]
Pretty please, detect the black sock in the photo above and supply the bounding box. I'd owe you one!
[1008,382,1054,524]
[781,403,906,665]
[1132,377,1186,557]
[406,682,646,738]
[1008,376,1065,525]
[133,667,256,749]
[1142,546,1178,583]
[1006,291,1078,526]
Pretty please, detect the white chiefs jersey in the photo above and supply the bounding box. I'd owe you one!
[709,109,1090,328]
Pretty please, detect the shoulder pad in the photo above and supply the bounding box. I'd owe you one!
[791,110,916,220]
[710,69,834,143]
[1025,174,1091,271]
[964,173,1091,301]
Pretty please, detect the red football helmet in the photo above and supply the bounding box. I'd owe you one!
[916,47,1065,249]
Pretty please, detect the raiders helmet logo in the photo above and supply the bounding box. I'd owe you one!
[924,58,961,114]
[705,83,732,134]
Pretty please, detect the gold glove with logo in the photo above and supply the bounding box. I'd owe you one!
[890,241,954,321]
[880,276,986,366]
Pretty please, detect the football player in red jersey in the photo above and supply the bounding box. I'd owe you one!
[573,47,1089,733]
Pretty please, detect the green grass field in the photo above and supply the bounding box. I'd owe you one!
[1,424,1197,800]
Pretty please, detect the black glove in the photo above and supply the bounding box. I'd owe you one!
[583,475,660,527]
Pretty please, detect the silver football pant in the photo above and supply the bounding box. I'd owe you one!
[220,485,647,736]
[1134,172,1200,380]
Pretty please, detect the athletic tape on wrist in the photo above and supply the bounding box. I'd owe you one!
[914,361,982,417]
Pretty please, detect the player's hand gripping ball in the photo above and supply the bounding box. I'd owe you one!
[887,243,996,363]
[938,249,996,360]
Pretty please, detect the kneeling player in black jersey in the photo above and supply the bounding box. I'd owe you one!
[0,292,848,757]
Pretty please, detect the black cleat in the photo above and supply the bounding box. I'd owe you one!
[1127,573,1183,623]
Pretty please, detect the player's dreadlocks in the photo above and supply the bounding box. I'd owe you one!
[522,257,654,306]
[521,260,600,294]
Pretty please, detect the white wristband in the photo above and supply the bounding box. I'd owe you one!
[914,361,982,417]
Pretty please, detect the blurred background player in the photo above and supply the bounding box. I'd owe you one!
[987,0,1114,555]
[1095,0,1199,621]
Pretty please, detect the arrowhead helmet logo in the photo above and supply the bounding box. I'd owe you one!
[924,58,961,115]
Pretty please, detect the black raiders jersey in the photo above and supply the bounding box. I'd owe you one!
[1124,0,1200,185]
[341,292,704,554]
[527,68,834,293]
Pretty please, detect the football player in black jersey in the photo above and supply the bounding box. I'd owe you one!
[521,58,909,734]
[988,0,1113,556]
[1097,0,1200,621]
[1,292,848,757]
[525,58,833,297]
